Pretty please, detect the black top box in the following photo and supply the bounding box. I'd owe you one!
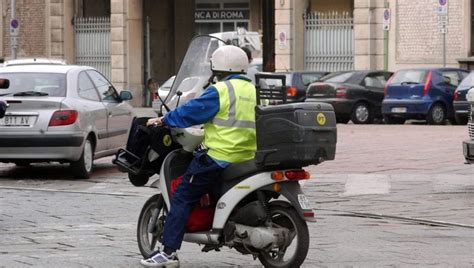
[255,102,337,168]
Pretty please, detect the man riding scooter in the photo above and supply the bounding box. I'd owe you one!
[141,45,256,267]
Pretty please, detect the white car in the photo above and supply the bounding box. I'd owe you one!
[0,62,135,179]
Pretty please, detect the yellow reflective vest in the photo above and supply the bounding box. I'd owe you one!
[204,79,256,163]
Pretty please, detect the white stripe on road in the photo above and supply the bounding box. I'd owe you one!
[342,174,391,196]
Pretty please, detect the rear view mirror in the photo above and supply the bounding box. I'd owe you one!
[120,90,133,101]
[0,78,10,89]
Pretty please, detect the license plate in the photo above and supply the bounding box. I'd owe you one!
[0,115,35,126]
[298,194,311,210]
[391,107,407,113]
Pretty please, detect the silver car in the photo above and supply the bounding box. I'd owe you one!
[0,63,135,179]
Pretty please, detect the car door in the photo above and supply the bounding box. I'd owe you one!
[86,70,133,151]
[361,72,389,115]
[439,70,460,102]
[76,71,108,153]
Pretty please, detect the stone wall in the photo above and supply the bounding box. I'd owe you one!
[2,0,46,58]
[395,0,465,64]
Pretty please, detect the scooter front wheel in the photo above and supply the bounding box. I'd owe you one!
[258,205,309,268]
[128,172,150,187]
[137,194,166,258]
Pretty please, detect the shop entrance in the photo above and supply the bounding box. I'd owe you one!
[142,0,195,106]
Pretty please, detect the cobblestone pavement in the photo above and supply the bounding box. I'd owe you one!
[1,123,473,267]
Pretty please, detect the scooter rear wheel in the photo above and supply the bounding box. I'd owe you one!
[137,194,166,258]
[258,205,309,268]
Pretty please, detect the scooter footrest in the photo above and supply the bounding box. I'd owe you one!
[201,245,221,252]
[112,148,144,175]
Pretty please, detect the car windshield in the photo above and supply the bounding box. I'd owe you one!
[0,72,66,97]
[302,73,326,86]
[321,72,354,83]
[391,70,427,84]
[459,72,474,88]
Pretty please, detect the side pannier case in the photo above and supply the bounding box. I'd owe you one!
[255,102,337,168]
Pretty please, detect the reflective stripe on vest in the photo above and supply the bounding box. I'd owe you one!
[204,79,256,163]
[212,80,255,129]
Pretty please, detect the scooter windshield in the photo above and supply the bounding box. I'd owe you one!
[165,35,226,110]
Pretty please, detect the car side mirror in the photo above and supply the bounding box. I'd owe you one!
[120,90,133,101]
[0,78,10,89]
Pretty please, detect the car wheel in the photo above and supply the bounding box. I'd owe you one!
[336,115,350,124]
[383,115,406,124]
[71,137,94,179]
[454,114,468,125]
[351,102,373,124]
[426,103,446,125]
[129,172,150,187]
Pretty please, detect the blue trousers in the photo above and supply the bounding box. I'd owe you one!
[162,151,224,251]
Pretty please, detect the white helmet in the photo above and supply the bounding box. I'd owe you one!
[210,45,248,74]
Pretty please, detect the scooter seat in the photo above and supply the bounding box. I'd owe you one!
[221,159,261,182]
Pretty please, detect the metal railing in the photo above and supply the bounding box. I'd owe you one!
[304,11,353,72]
[469,104,474,139]
[74,17,111,79]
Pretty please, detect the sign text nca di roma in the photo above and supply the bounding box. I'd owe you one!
[195,10,250,20]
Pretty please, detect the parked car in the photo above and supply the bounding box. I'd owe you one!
[462,88,474,163]
[259,71,329,103]
[3,58,67,67]
[0,61,135,179]
[382,68,469,125]
[306,70,393,124]
[453,71,474,125]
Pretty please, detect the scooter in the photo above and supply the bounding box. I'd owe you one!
[135,35,337,267]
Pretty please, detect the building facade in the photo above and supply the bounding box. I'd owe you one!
[1,0,473,106]
[275,0,473,72]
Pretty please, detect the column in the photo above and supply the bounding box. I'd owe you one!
[274,0,293,71]
[354,0,385,70]
[111,0,127,94]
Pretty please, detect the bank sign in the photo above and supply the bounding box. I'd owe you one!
[195,10,250,20]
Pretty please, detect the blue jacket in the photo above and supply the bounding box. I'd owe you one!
[163,75,251,128]
[163,74,252,167]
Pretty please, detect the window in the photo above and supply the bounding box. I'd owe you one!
[301,73,325,86]
[196,3,220,9]
[0,73,66,97]
[195,1,250,34]
[223,3,249,8]
[363,73,387,88]
[196,22,220,35]
[391,70,427,84]
[459,71,474,87]
[86,70,120,102]
[78,72,100,101]
[322,72,354,83]
[441,71,460,87]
